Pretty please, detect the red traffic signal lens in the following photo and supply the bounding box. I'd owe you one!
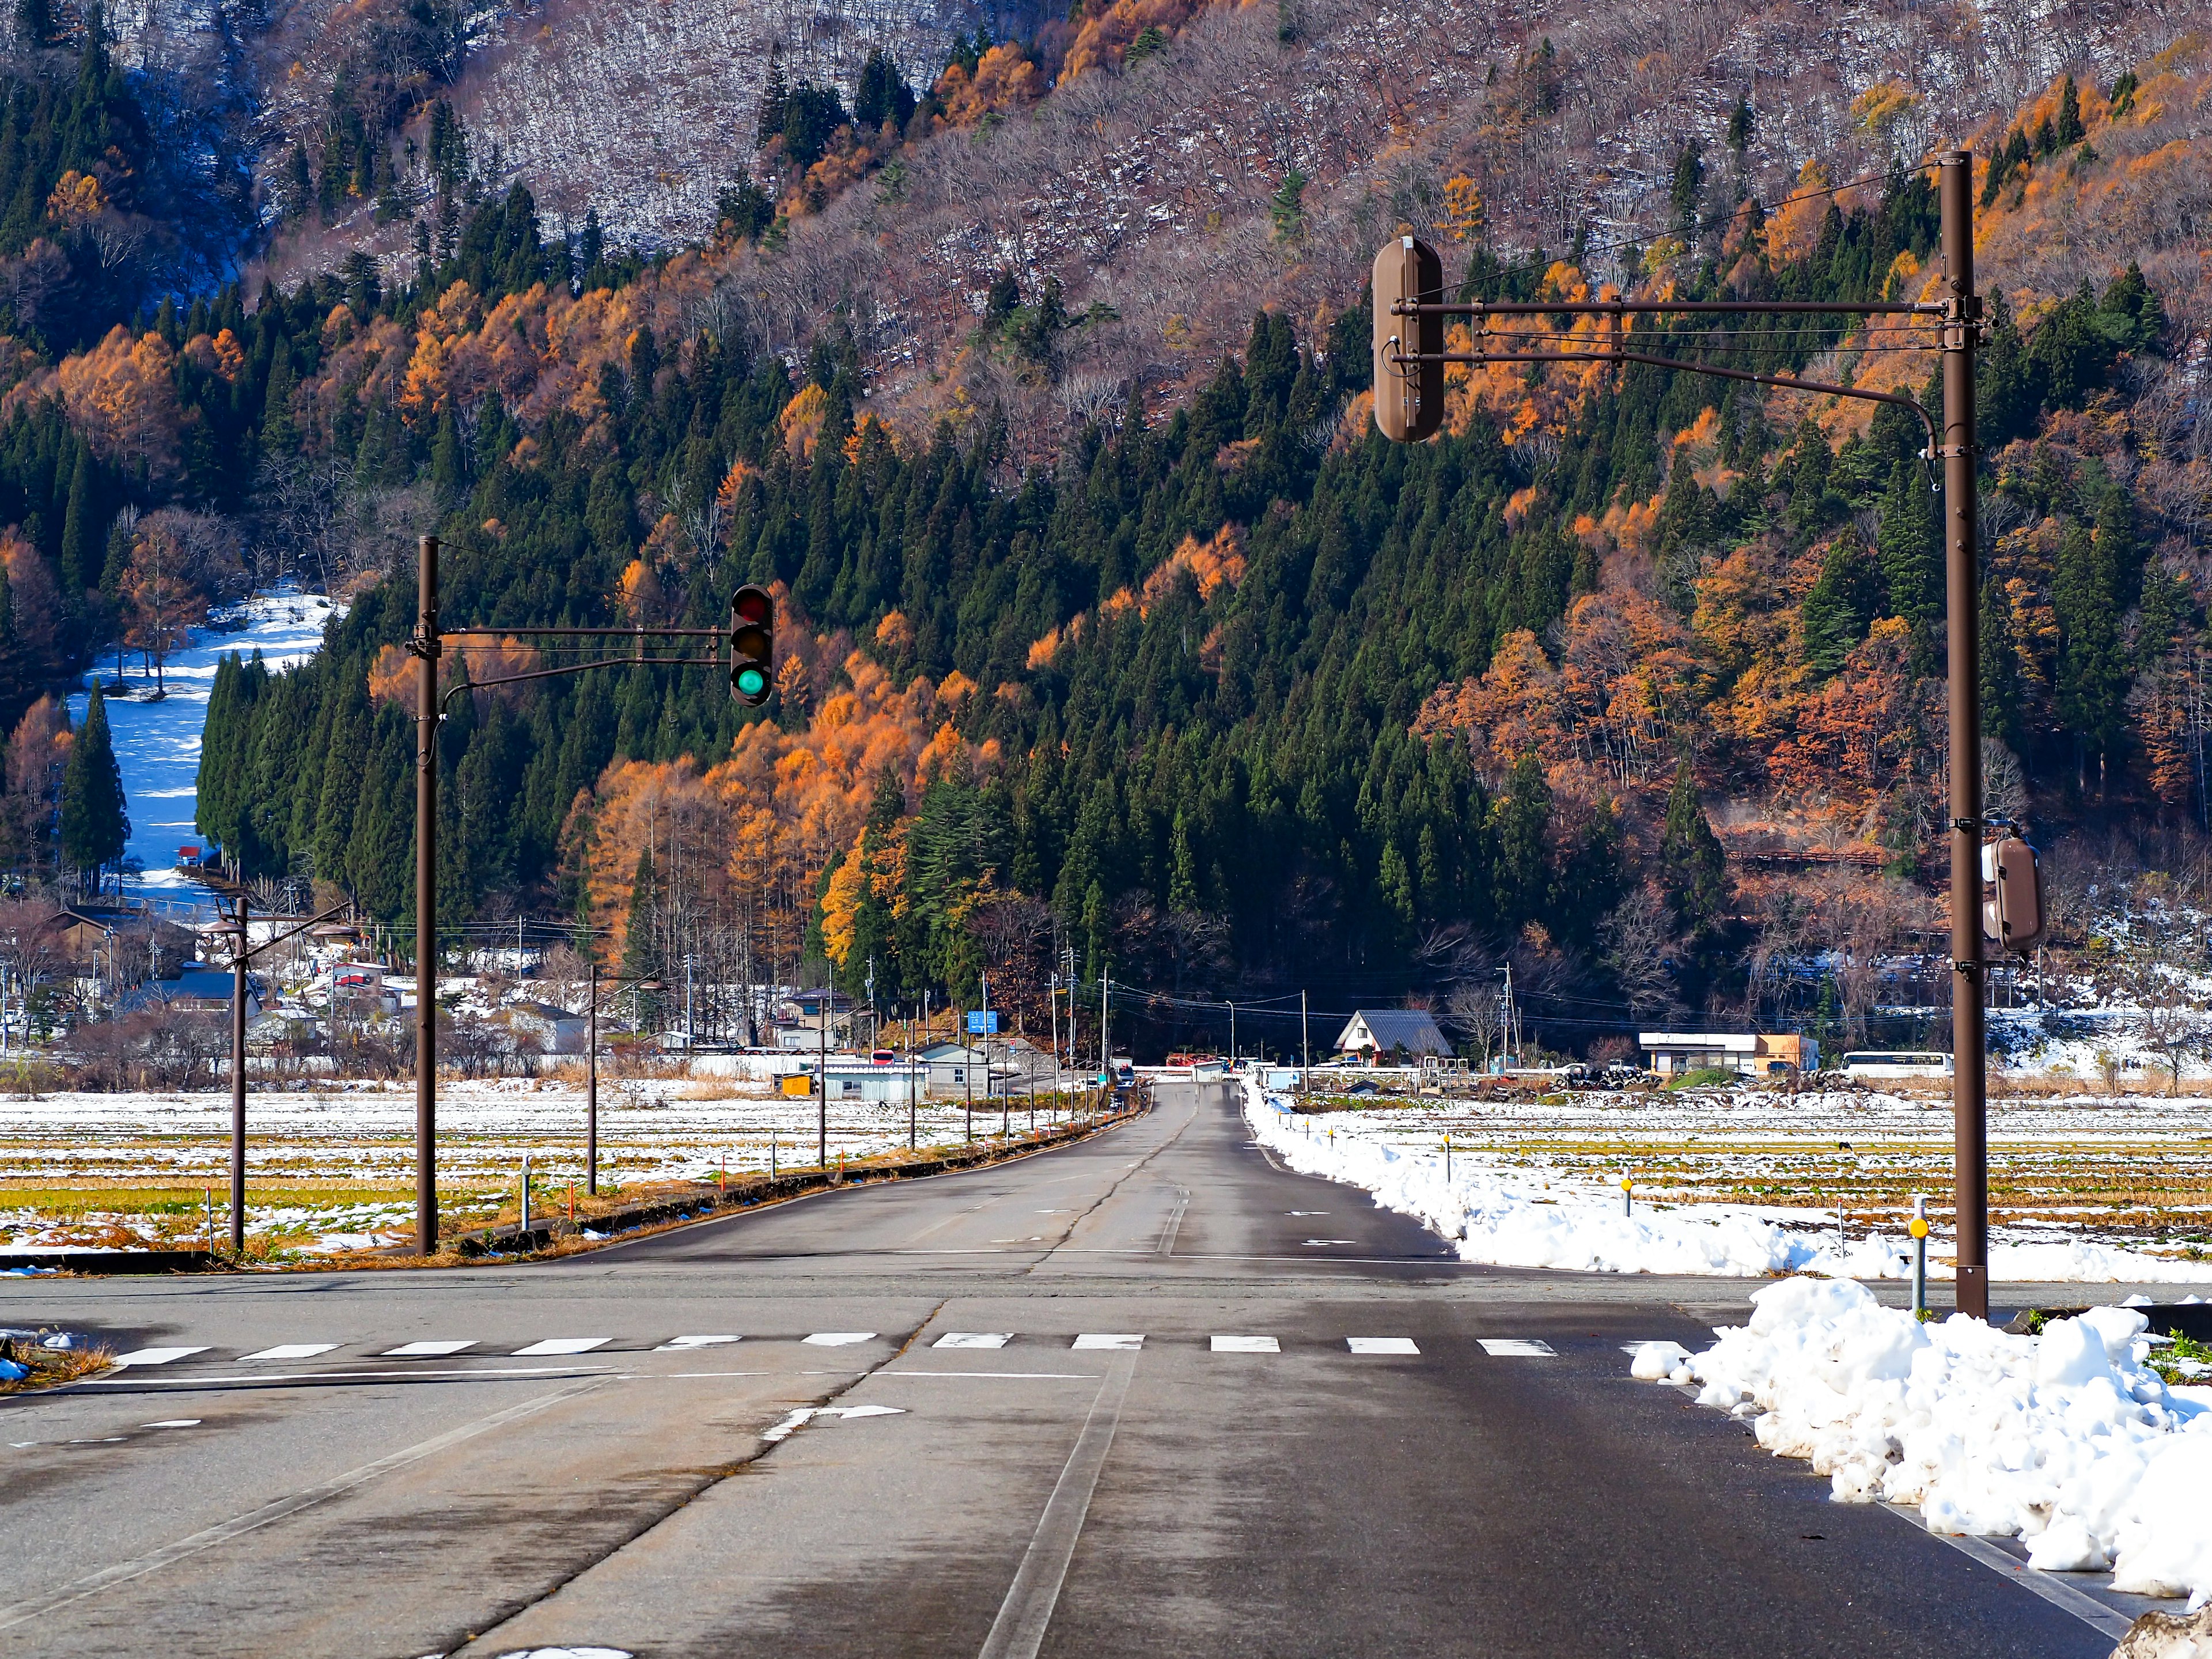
[733,588,772,626]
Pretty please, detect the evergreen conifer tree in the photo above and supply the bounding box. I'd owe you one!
[58,445,96,594]
[1798,528,1880,679]
[59,683,127,892]
[621,847,664,1028]
[1658,756,1729,934]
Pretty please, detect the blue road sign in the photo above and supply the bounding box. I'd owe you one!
[967,1010,999,1034]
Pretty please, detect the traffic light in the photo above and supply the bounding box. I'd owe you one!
[1980,836,2047,954]
[1372,235,1444,442]
[730,584,774,706]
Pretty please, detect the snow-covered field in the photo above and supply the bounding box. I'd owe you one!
[1242,1082,2212,1285]
[1,1078,1051,1254]
[67,587,340,909]
[1636,1278,2212,1610]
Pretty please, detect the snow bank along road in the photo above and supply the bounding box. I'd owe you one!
[0,1084,2140,1658]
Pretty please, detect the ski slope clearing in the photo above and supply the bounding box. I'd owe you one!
[1631,1278,2212,1611]
[1240,1081,2212,1284]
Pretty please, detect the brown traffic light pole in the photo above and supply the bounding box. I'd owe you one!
[1376,148,1994,1316]
[404,530,739,1255]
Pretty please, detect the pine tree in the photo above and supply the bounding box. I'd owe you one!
[1726,96,1753,157]
[621,847,664,1027]
[58,445,95,594]
[2054,520,2123,796]
[313,683,370,879]
[1979,575,2023,753]
[1800,528,1880,679]
[2055,76,2085,147]
[1658,756,1729,934]
[59,682,127,892]
[1876,461,1941,661]
[0,556,23,730]
[1488,752,1550,926]
[261,351,298,453]
[756,46,790,146]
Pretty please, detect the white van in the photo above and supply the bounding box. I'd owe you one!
[1840,1051,1955,1081]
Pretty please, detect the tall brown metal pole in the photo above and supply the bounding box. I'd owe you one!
[415,533,441,1255]
[229,892,247,1255]
[1940,151,1988,1319]
[586,959,599,1196]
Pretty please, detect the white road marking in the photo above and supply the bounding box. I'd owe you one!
[1211,1335,1279,1353]
[1478,1339,1557,1357]
[111,1347,206,1368]
[1287,1211,1329,1216]
[802,1332,877,1346]
[886,1370,1100,1380]
[934,1332,1013,1349]
[381,1340,475,1358]
[823,1404,904,1419]
[1302,1238,1356,1246]
[482,1645,633,1657]
[656,1335,738,1351]
[1071,1334,1143,1350]
[239,1343,337,1362]
[1347,1338,1419,1355]
[142,1420,201,1429]
[512,1338,611,1357]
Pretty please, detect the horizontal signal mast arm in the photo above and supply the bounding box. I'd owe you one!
[441,626,728,638]
[438,656,728,713]
[1406,346,1938,450]
[1393,300,1941,316]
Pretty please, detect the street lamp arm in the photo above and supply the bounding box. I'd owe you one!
[438,657,726,715]
[221,897,357,969]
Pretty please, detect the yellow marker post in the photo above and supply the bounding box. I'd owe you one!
[1909,1196,1931,1318]
[1621,1175,1633,1218]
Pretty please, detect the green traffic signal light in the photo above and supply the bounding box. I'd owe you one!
[730,583,774,707]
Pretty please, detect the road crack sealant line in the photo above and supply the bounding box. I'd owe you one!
[0,1376,611,1631]
[1021,1096,1193,1277]
[976,1348,1141,1659]
[443,1301,950,1656]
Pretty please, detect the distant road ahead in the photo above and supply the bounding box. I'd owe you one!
[0,1084,2108,1658]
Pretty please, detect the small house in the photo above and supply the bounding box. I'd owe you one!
[1638,1032,1819,1078]
[1334,1009,1454,1065]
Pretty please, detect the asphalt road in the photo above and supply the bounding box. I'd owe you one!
[0,1081,2122,1659]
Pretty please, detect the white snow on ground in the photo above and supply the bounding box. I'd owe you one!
[1634,1278,2212,1609]
[67,587,340,903]
[1239,1082,2212,1285]
[1,1078,1051,1252]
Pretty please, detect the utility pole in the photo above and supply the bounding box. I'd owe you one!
[1940,149,1989,1320]
[413,533,440,1255]
[819,967,829,1168]
[1228,999,1235,1066]
[228,891,247,1254]
[588,959,599,1196]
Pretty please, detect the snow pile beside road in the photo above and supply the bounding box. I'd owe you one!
[1240,1083,2209,1282]
[1640,1277,2212,1608]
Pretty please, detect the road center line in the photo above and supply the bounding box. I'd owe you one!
[0,1376,607,1633]
[975,1349,1138,1659]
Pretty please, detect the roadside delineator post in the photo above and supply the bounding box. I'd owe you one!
[1910,1196,1931,1319]
[1622,1175,1633,1218]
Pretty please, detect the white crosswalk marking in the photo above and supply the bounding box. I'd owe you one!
[111,1347,206,1368]
[656,1335,738,1351]
[1478,1338,1557,1357]
[933,1332,1012,1349]
[381,1340,475,1357]
[239,1343,337,1362]
[802,1332,876,1346]
[1072,1334,1143,1350]
[512,1338,610,1356]
[1347,1337,1419,1355]
[1211,1335,1279,1353]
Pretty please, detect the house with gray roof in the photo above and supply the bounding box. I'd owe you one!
[1334,1009,1453,1064]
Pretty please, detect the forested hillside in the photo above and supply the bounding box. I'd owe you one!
[0,0,2207,1055]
